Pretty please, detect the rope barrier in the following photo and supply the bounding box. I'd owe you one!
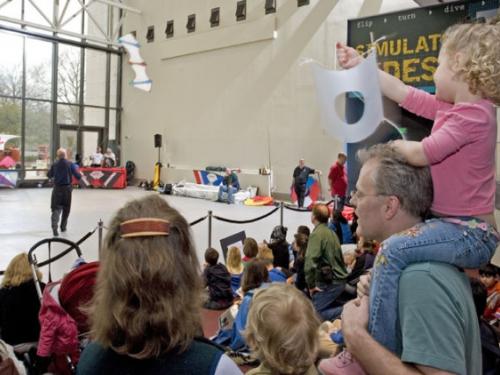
[0,200,341,275]
[213,206,279,224]
[0,226,99,276]
[190,215,208,226]
[283,204,311,212]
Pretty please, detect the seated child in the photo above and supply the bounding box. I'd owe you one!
[226,246,244,297]
[479,264,500,322]
[267,225,290,270]
[203,248,233,310]
[292,232,309,294]
[242,238,259,268]
[257,244,287,283]
[213,260,269,351]
[244,283,320,375]
[289,225,311,268]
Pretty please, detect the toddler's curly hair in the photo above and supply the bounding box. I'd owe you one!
[442,15,500,105]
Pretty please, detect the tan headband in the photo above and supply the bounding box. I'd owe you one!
[120,218,170,238]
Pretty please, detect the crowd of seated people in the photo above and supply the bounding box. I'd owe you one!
[0,195,374,375]
[1,192,499,374]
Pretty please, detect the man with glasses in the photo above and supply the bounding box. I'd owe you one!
[320,144,481,374]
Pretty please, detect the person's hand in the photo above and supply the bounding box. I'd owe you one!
[336,42,363,69]
[357,272,371,298]
[316,170,322,176]
[309,286,323,295]
[390,139,404,150]
[341,296,369,343]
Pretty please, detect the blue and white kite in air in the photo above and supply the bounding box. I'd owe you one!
[118,34,152,92]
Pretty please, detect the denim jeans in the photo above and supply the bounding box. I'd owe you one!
[218,185,237,203]
[369,217,499,354]
[312,281,346,321]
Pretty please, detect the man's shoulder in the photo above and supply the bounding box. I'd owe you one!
[401,262,465,281]
[399,262,481,375]
[403,260,461,271]
[400,262,470,300]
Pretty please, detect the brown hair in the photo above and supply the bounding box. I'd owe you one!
[245,284,320,374]
[357,237,377,255]
[296,225,310,238]
[241,260,269,294]
[243,237,258,258]
[359,143,433,219]
[312,204,329,224]
[256,244,274,266]
[294,233,308,260]
[1,253,41,288]
[88,195,203,359]
[204,248,219,266]
[441,16,500,105]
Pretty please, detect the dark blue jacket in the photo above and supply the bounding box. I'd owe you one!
[48,159,81,186]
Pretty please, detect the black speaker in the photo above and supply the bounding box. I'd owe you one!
[154,134,162,148]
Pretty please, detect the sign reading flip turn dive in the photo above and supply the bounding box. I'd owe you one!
[348,0,500,93]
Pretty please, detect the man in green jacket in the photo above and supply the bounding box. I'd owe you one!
[305,204,348,321]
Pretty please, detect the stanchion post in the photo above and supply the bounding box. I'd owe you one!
[208,210,213,248]
[280,201,284,226]
[98,219,104,259]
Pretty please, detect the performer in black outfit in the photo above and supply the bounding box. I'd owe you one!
[292,159,320,208]
[47,148,82,236]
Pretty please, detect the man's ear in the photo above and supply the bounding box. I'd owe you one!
[383,196,400,220]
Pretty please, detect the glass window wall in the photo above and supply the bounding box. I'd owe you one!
[0,0,121,184]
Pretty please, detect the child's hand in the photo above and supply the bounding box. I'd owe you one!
[336,42,363,69]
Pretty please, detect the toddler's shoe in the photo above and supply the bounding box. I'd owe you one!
[319,350,365,375]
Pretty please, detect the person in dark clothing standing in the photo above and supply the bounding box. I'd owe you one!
[292,159,320,208]
[47,148,82,237]
[203,248,234,310]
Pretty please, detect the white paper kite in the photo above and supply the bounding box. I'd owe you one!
[118,34,152,92]
[310,52,383,143]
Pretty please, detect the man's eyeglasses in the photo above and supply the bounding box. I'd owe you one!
[351,189,385,200]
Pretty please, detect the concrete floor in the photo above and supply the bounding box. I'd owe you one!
[0,186,312,281]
